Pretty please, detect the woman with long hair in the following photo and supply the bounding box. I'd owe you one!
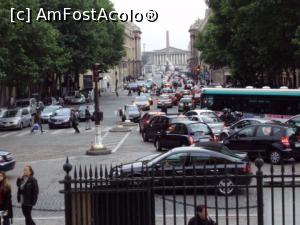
[0,171,13,225]
[17,165,39,225]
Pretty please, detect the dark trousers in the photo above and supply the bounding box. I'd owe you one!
[72,123,80,133]
[21,205,35,225]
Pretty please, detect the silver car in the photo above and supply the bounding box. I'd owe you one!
[189,115,224,136]
[0,108,7,119]
[70,94,86,104]
[78,105,95,121]
[157,95,172,108]
[121,104,141,122]
[0,108,32,130]
[41,105,63,123]
[134,96,150,111]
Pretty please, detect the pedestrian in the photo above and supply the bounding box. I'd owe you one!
[31,111,43,134]
[161,103,167,114]
[16,165,39,225]
[0,171,13,225]
[71,110,80,133]
[107,82,110,92]
[128,88,132,96]
[85,106,91,130]
[188,204,216,225]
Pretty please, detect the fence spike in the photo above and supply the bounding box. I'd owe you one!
[74,166,77,179]
[84,166,88,179]
[105,165,108,178]
[79,165,83,179]
[100,164,103,178]
[89,165,93,179]
[94,166,98,179]
[292,161,295,174]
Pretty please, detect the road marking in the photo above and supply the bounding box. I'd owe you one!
[112,131,131,153]
[50,129,65,135]
[16,131,30,137]
[0,131,18,138]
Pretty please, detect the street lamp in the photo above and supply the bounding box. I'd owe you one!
[86,63,111,155]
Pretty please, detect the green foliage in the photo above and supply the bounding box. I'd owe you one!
[196,0,300,86]
[0,0,124,91]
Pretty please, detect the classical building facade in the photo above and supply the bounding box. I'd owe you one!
[79,22,142,91]
[143,31,189,73]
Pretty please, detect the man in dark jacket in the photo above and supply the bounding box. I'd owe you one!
[188,205,216,225]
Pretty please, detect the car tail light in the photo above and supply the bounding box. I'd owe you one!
[242,163,252,173]
[188,136,195,145]
[145,120,150,125]
[281,136,290,147]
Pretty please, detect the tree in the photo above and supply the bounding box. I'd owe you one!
[196,0,300,87]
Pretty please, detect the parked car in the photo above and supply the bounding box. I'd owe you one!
[139,112,165,133]
[154,121,215,151]
[78,105,95,121]
[42,97,58,106]
[188,115,224,137]
[70,94,86,104]
[157,95,173,108]
[134,96,150,111]
[41,105,63,123]
[121,104,141,122]
[142,114,188,142]
[48,108,73,129]
[219,118,275,141]
[0,108,32,130]
[0,150,16,172]
[112,147,252,195]
[222,124,300,164]
[64,91,77,103]
[178,97,194,112]
[15,98,37,115]
[185,109,220,119]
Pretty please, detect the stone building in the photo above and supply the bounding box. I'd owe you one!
[143,31,189,73]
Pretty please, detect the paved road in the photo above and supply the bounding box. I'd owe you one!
[1,74,299,225]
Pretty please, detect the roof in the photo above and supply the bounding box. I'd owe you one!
[153,47,189,54]
[202,88,300,97]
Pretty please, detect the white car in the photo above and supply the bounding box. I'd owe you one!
[188,115,224,136]
[41,105,63,123]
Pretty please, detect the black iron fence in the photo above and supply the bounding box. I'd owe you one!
[60,158,300,225]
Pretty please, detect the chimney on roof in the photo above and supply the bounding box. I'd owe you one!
[166,30,170,48]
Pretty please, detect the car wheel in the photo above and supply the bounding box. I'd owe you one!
[217,178,235,195]
[155,140,162,151]
[142,132,149,142]
[269,151,282,164]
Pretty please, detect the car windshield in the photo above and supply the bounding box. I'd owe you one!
[128,106,138,112]
[189,123,210,134]
[201,116,222,123]
[16,101,30,107]
[180,98,192,103]
[135,96,147,101]
[3,110,20,118]
[200,112,218,118]
[55,109,70,116]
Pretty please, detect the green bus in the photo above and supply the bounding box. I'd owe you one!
[200,87,300,119]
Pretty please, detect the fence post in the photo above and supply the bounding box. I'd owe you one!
[255,157,264,225]
[63,157,73,225]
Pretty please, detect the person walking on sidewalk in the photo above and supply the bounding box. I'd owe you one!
[17,165,39,225]
[188,204,216,225]
[0,172,13,225]
[71,110,80,133]
[85,106,91,130]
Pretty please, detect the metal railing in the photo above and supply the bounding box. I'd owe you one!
[60,157,300,225]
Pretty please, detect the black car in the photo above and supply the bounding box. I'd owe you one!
[222,124,300,164]
[219,118,275,141]
[154,121,215,151]
[142,114,188,142]
[48,108,73,129]
[139,112,165,133]
[112,147,252,195]
[0,150,16,172]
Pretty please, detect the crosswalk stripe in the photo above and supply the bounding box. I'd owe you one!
[0,131,18,138]
[16,131,30,137]
[50,129,64,135]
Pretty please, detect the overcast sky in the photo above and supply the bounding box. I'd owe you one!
[111,0,208,52]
